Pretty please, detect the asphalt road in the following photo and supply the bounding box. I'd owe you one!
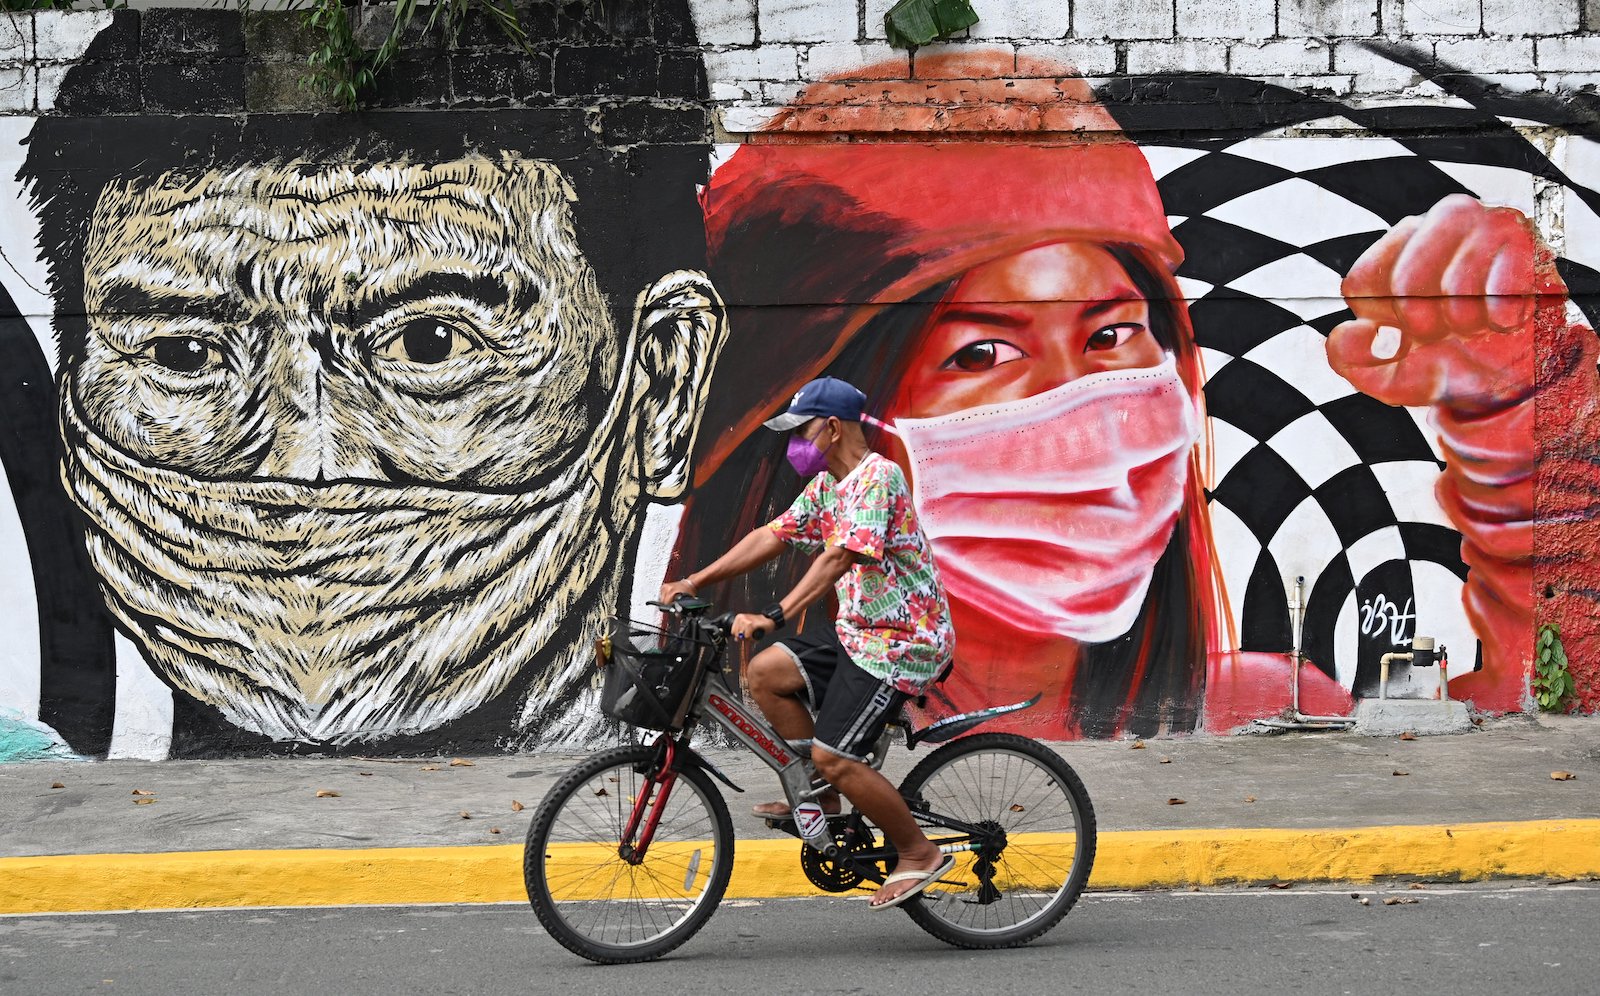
[2,884,1596,995]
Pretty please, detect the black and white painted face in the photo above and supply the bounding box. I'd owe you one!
[74,155,615,488]
[55,154,726,744]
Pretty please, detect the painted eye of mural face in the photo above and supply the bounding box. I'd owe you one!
[942,339,1026,372]
[378,319,483,365]
[1085,323,1143,353]
[145,336,220,374]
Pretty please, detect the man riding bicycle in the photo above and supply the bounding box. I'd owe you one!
[659,377,956,909]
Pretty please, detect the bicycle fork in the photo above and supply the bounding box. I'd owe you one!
[617,739,680,864]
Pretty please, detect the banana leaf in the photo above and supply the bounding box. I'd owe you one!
[884,0,980,49]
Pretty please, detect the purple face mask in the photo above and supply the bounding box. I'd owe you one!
[786,431,832,477]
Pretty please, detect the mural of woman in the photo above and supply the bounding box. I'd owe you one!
[675,52,1595,738]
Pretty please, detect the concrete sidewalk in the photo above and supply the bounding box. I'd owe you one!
[1,714,1596,913]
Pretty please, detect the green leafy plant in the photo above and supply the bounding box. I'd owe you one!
[252,0,533,110]
[883,0,979,49]
[1535,622,1577,713]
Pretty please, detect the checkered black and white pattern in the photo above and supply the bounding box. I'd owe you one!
[1145,118,1600,694]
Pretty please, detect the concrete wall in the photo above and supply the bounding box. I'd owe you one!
[0,1,1595,760]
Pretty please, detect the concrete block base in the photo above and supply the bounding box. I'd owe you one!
[1353,697,1474,736]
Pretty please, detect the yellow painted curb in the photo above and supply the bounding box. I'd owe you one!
[1,819,1596,915]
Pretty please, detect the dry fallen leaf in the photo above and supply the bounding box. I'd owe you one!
[488,827,502,835]
[1009,803,1026,813]
[1358,897,1371,906]
[130,789,154,796]
[420,766,439,771]
[1159,757,1173,764]
[1399,732,1417,741]
[1551,771,1577,781]
[511,800,525,812]
[1384,897,1420,905]
[316,789,340,798]
[608,776,620,783]
[50,782,65,790]
[1409,882,1427,890]
[1393,770,1410,777]
[133,797,155,805]
[1267,881,1294,890]
[1167,797,1186,806]
[459,810,472,819]
[449,758,475,767]
[594,788,609,797]
[1244,796,1257,803]
[358,772,373,777]
[1130,740,1146,750]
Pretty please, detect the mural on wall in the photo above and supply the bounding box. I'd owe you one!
[1,16,1597,757]
[675,53,1600,739]
[0,5,722,757]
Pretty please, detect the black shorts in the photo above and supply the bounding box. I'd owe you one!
[774,633,908,763]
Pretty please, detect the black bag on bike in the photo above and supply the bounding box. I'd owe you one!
[598,618,703,731]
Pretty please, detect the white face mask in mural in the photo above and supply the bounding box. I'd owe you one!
[890,355,1199,643]
[57,157,726,744]
[61,385,613,743]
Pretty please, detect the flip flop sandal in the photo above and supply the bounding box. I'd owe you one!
[869,855,957,911]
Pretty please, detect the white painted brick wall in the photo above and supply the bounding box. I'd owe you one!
[759,0,859,43]
[31,10,112,64]
[1536,35,1600,71]
[1016,42,1118,76]
[0,65,32,114]
[1435,36,1537,72]
[1401,0,1482,37]
[1278,0,1379,37]
[705,45,803,82]
[1074,0,1173,40]
[968,3,1071,40]
[863,0,896,41]
[1482,0,1579,37]
[1125,39,1230,74]
[1176,0,1276,40]
[0,17,28,63]
[1332,40,1428,91]
[802,41,906,79]
[695,0,759,46]
[911,42,1017,75]
[1230,37,1333,75]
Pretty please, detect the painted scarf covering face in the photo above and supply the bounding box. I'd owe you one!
[697,64,1215,650]
[62,156,626,743]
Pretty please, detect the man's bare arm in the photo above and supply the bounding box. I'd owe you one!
[660,527,787,602]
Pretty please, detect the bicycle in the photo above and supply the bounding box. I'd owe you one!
[523,597,1097,964]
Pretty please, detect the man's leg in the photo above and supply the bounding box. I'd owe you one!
[812,747,946,905]
[747,644,840,816]
[746,645,813,741]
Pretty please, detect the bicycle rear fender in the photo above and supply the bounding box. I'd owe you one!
[907,694,1041,747]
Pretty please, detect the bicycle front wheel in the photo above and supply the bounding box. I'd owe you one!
[899,733,1096,949]
[524,745,734,963]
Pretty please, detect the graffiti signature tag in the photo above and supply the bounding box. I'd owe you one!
[1360,594,1415,646]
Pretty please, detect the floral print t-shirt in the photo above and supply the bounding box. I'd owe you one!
[767,452,954,693]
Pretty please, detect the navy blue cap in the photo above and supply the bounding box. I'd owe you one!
[763,377,867,431]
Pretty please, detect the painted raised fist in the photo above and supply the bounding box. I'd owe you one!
[1326,193,1563,413]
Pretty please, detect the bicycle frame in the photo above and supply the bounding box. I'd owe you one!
[614,610,1020,870]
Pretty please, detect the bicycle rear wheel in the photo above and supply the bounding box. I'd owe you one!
[524,744,734,963]
[898,733,1096,948]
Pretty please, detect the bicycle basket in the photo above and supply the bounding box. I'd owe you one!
[598,618,704,731]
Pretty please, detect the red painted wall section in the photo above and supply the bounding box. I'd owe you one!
[1535,312,1600,713]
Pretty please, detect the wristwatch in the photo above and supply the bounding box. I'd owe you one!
[761,602,787,630]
